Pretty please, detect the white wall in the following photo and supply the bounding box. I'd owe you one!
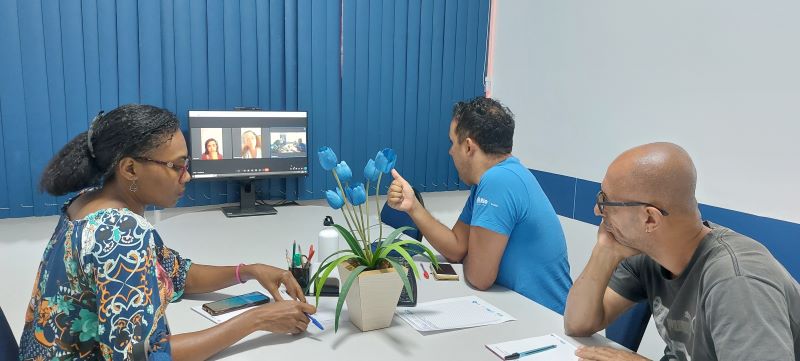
[492,0,800,223]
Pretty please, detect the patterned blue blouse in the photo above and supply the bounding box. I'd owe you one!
[19,194,192,360]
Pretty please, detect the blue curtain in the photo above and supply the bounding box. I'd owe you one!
[0,0,489,218]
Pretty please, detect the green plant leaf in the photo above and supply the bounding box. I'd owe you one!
[333,224,366,260]
[385,258,414,303]
[374,239,420,259]
[378,226,415,249]
[379,242,421,280]
[310,254,357,307]
[335,264,368,332]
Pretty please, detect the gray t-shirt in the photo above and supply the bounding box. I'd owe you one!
[609,223,800,361]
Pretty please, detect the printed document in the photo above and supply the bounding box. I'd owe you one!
[485,333,577,360]
[396,295,515,332]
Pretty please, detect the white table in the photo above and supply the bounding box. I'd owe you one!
[157,205,620,360]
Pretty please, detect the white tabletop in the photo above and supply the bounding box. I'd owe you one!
[157,204,620,360]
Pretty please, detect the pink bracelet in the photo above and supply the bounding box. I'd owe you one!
[235,263,246,284]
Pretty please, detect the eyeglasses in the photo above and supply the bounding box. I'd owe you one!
[596,190,669,216]
[134,157,190,181]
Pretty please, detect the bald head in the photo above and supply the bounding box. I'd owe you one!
[605,142,698,217]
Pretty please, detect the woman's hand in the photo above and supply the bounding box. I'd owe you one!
[245,300,317,335]
[245,264,307,303]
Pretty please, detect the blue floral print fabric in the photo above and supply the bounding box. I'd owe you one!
[19,194,192,360]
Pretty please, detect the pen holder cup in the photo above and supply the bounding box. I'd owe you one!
[290,266,311,293]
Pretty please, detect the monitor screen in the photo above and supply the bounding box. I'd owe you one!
[188,110,309,180]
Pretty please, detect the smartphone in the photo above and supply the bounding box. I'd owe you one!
[202,291,271,316]
[432,263,459,280]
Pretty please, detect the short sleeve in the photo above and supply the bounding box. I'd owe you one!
[152,231,192,302]
[467,173,517,236]
[87,212,172,360]
[608,256,648,303]
[706,277,795,361]
[458,187,477,225]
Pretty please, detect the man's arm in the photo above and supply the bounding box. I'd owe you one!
[462,225,509,290]
[387,169,470,262]
[564,224,640,336]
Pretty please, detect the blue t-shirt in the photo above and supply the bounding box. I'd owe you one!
[458,156,572,314]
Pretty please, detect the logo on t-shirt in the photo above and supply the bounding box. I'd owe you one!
[476,196,499,208]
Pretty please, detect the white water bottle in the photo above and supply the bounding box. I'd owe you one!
[317,216,340,264]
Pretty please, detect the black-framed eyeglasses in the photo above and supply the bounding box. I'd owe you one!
[596,190,669,216]
[134,157,190,181]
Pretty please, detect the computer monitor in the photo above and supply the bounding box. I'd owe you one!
[188,110,309,217]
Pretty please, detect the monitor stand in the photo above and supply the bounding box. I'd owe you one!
[221,180,277,217]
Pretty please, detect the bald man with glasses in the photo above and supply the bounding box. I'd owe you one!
[564,142,799,361]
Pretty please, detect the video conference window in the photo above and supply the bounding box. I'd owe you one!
[240,128,263,159]
[200,128,224,160]
[269,128,307,158]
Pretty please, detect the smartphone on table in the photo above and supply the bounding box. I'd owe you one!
[432,263,459,281]
[202,291,271,316]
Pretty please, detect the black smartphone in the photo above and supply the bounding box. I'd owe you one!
[432,263,459,280]
[202,291,271,316]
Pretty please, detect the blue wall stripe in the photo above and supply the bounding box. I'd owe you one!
[529,168,800,281]
[390,0,407,174]
[283,0,299,201]
[414,0,433,192]
[0,101,6,218]
[324,0,341,198]
[139,0,163,106]
[18,0,53,217]
[296,0,313,199]
[117,0,139,104]
[97,0,119,110]
[428,0,445,192]
[0,0,34,218]
[0,0,489,217]
[440,0,457,191]
[223,0,243,204]
[450,0,468,190]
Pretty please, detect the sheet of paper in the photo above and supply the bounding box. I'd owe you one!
[485,333,577,361]
[396,295,515,332]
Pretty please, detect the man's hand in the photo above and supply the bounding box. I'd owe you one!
[576,346,650,361]
[596,221,640,261]
[387,169,418,213]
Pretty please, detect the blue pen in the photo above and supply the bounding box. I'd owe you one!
[305,313,324,330]
[503,344,556,360]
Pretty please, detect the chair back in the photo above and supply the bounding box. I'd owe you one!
[605,301,651,352]
[0,306,19,360]
[380,187,425,242]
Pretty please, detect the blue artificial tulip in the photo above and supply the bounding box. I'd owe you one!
[318,146,338,171]
[363,159,380,182]
[335,161,352,182]
[325,188,345,209]
[348,183,367,206]
[374,148,397,174]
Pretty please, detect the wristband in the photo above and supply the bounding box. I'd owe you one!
[235,263,246,284]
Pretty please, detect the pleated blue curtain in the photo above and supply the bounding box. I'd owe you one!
[0,0,489,218]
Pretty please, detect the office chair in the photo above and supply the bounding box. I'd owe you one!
[0,306,19,360]
[605,301,652,352]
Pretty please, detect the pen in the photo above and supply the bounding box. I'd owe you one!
[420,263,429,279]
[305,312,324,330]
[504,344,556,360]
[292,241,297,267]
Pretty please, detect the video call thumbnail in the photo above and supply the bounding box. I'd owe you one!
[193,127,307,161]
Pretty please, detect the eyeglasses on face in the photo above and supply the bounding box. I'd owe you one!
[134,157,190,181]
[595,190,669,216]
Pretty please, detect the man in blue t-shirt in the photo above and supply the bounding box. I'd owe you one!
[387,97,572,314]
